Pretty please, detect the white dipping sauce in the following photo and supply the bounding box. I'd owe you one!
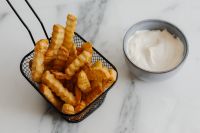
[127,29,184,72]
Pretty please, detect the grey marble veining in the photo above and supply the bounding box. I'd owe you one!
[49,112,79,133]
[115,80,138,133]
[163,3,179,12]
[77,0,108,43]
[0,12,9,23]
[39,108,79,133]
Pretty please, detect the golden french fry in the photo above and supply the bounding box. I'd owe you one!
[65,51,92,79]
[101,67,111,80]
[53,14,77,71]
[77,70,91,93]
[65,44,77,67]
[95,67,110,80]
[70,43,77,56]
[84,81,103,105]
[92,61,103,69]
[88,65,110,81]
[45,24,65,64]
[39,84,63,110]
[81,42,93,54]
[75,87,82,104]
[63,14,77,50]
[32,39,49,82]
[42,71,76,105]
[51,70,67,80]
[62,103,75,114]
[76,47,83,55]
[84,88,103,105]
[53,46,69,71]
[103,69,117,90]
[75,101,86,113]
[83,61,110,81]
[91,80,102,89]
[82,63,94,80]
[108,69,117,81]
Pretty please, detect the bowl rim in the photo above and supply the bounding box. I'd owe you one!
[123,19,189,74]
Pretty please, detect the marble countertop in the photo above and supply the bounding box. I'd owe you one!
[0,0,200,133]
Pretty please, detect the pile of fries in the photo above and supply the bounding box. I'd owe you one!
[31,14,117,115]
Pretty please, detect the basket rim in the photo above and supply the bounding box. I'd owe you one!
[20,32,118,119]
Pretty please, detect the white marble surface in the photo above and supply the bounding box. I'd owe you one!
[0,0,200,133]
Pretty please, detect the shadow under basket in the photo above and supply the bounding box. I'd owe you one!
[20,33,118,122]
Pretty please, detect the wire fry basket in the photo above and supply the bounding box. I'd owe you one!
[7,0,118,122]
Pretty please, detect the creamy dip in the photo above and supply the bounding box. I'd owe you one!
[127,29,184,72]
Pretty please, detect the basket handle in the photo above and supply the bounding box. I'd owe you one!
[5,0,50,46]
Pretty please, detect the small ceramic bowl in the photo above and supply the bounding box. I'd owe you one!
[123,19,188,81]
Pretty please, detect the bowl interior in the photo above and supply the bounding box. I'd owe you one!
[123,19,188,73]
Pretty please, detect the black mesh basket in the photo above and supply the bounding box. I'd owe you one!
[20,33,118,122]
[5,0,118,123]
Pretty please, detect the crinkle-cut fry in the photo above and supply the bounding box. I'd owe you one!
[50,70,67,80]
[92,61,103,69]
[39,84,63,110]
[32,39,48,82]
[81,42,93,54]
[62,103,75,114]
[82,63,94,80]
[62,14,77,50]
[84,81,103,105]
[101,67,111,80]
[76,47,83,55]
[81,42,92,62]
[75,87,82,104]
[91,80,103,89]
[45,24,65,64]
[103,69,117,89]
[65,44,78,67]
[53,46,69,71]
[93,66,110,80]
[75,101,86,113]
[42,71,76,105]
[88,66,110,81]
[77,70,91,93]
[108,69,117,81]
[83,61,110,81]
[70,43,77,56]
[65,51,92,79]
[53,14,77,71]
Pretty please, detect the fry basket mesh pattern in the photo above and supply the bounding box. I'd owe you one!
[20,33,116,122]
